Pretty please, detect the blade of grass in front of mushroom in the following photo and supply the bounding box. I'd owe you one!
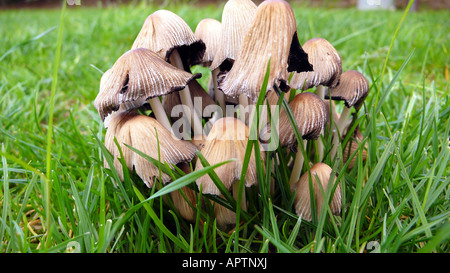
[234,58,271,252]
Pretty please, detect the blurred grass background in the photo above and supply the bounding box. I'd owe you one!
[0,0,448,253]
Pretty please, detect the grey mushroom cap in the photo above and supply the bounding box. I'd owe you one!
[104,111,198,187]
[263,92,328,149]
[94,48,201,121]
[132,9,206,70]
[325,70,370,110]
[209,0,257,72]
[290,37,342,90]
[294,162,342,222]
[217,0,312,103]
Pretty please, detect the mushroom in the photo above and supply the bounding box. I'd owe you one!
[326,70,369,159]
[132,9,206,135]
[195,117,263,226]
[218,0,312,112]
[294,162,341,222]
[290,37,342,98]
[94,48,201,132]
[194,18,227,117]
[103,111,198,187]
[289,38,342,161]
[342,127,367,170]
[170,162,197,222]
[209,0,257,116]
[263,92,328,189]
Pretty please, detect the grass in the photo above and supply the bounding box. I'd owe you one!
[0,1,449,253]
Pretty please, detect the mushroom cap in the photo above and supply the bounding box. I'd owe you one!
[326,70,370,110]
[209,0,257,72]
[270,92,328,149]
[294,162,342,222]
[104,111,198,187]
[290,37,342,90]
[94,48,201,121]
[194,18,222,67]
[132,9,206,69]
[217,0,313,103]
[343,127,367,169]
[195,117,262,195]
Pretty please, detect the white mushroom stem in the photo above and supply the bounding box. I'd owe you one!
[170,49,203,135]
[289,139,308,190]
[330,106,352,159]
[212,68,226,115]
[316,85,326,161]
[239,94,249,124]
[148,97,172,132]
[316,85,326,100]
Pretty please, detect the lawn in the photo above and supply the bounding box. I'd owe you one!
[0,0,449,254]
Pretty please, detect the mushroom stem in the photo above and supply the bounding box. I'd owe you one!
[316,85,326,100]
[239,94,249,124]
[170,50,204,135]
[148,97,172,131]
[289,139,308,190]
[316,85,326,162]
[330,106,351,159]
[212,68,226,116]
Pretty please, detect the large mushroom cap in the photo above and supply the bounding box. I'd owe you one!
[294,162,341,222]
[94,48,201,121]
[290,37,342,90]
[209,0,257,72]
[194,18,222,67]
[104,111,198,187]
[132,9,206,69]
[195,117,262,195]
[269,92,328,149]
[218,0,312,103]
[326,70,370,110]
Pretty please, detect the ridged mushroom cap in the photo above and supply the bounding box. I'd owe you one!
[104,111,198,187]
[343,127,367,169]
[271,92,328,149]
[194,18,222,67]
[290,38,342,90]
[195,117,262,195]
[218,0,312,103]
[94,48,201,121]
[326,70,370,110]
[132,9,206,69]
[294,163,342,222]
[209,0,257,71]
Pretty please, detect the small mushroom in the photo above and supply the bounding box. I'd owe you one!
[104,111,198,187]
[263,92,328,189]
[289,38,342,161]
[290,37,342,96]
[132,9,206,135]
[342,127,367,169]
[94,48,201,131]
[326,70,369,159]
[194,18,222,68]
[132,9,205,69]
[195,117,263,226]
[209,0,257,115]
[294,162,341,222]
[218,0,312,105]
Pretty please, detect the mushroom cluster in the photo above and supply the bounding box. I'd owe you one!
[93,0,370,227]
